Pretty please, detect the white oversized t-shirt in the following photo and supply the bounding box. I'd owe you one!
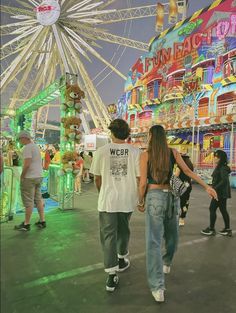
[22,143,43,178]
[90,143,140,213]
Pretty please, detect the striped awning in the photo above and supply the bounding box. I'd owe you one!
[163,93,183,102]
[201,84,213,91]
[221,75,236,87]
[128,103,142,111]
[167,137,191,145]
[144,99,161,106]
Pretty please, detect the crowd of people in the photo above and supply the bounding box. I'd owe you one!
[1,119,233,304]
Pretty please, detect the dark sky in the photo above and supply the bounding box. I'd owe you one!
[1,0,214,121]
[86,0,215,105]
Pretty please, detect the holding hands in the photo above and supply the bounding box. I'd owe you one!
[137,200,145,212]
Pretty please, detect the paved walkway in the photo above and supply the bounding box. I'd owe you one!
[1,184,236,313]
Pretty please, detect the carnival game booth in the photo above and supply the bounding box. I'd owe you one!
[0,75,87,222]
[120,0,236,186]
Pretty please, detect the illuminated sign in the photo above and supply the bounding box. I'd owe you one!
[216,14,236,40]
[145,18,236,73]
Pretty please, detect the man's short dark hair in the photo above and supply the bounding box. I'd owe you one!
[108,119,130,140]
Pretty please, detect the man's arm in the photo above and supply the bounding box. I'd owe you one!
[94,175,102,192]
[21,158,32,179]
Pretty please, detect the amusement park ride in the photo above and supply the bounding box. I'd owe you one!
[120,0,236,172]
[0,0,192,215]
[0,0,189,135]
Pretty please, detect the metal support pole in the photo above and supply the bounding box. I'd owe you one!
[230,122,234,167]
[196,126,200,169]
[182,0,187,20]
[191,123,195,164]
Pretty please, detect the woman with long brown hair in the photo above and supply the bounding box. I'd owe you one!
[138,125,217,303]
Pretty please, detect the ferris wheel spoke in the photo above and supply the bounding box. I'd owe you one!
[62,34,110,127]
[0,25,43,92]
[59,37,101,128]
[28,0,39,7]
[61,0,81,12]
[45,56,57,88]
[0,20,37,35]
[36,28,51,69]
[63,25,127,80]
[76,57,111,126]
[42,40,56,79]
[1,25,41,50]
[7,28,49,109]
[59,27,91,61]
[21,65,45,102]
[10,25,37,36]
[0,5,35,17]
[0,44,25,61]
[75,24,148,51]
[66,0,102,13]
[16,0,34,10]
[66,8,116,19]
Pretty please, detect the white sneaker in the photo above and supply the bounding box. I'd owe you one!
[179,218,185,226]
[163,265,170,274]
[152,289,164,302]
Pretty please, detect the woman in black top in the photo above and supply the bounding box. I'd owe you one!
[201,150,232,237]
[175,154,194,226]
[138,125,217,303]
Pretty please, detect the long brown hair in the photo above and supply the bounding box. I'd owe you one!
[147,125,170,184]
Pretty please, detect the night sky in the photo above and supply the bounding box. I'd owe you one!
[1,0,215,122]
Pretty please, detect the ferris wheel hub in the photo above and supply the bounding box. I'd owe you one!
[35,0,60,26]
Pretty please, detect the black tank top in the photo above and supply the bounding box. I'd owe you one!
[147,149,175,185]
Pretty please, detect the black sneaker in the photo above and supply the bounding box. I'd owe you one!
[35,221,46,229]
[106,274,119,292]
[218,229,232,237]
[118,258,130,272]
[201,227,216,236]
[14,222,30,231]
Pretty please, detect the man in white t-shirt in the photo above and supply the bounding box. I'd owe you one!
[90,119,140,292]
[14,131,46,231]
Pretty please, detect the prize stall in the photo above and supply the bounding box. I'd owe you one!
[0,74,86,221]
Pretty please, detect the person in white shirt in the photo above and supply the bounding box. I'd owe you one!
[14,131,46,231]
[90,119,140,292]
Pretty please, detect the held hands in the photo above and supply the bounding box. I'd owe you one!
[206,186,218,200]
[137,204,145,212]
[137,200,145,212]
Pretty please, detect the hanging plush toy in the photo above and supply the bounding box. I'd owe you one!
[62,84,85,113]
[61,116,82,144]
[58,151,80,176]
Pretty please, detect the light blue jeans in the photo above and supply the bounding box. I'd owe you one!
[145,189,179,291]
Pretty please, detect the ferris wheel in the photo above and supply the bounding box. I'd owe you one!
[0,0,188,131]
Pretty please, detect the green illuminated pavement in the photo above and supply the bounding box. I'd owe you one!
[1,183,236,313]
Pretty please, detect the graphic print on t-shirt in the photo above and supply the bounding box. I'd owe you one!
[110,148,129,181]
